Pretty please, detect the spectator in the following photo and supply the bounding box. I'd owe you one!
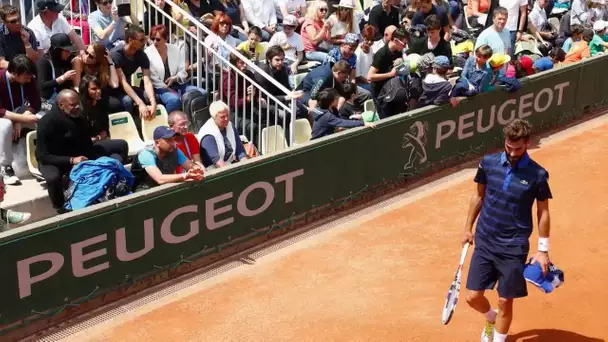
[59,0,90,45]
[411,0,450,41]
[570,0,589,27]
[88,0,126,48]
[355,24,376,92]
[275,0,307,25]
[78,75,129,165]
[183,0,224,29]
[497,0,527,51]
[146,25,207,113]
[311,88,370,140]
[484,53,510,91]
[223,52,260,144]
[204,14,239,71]
[532,47,565,72]
[407,14,453,63]
[36,33,77,102]
[237,26,265,61]
[337,82,360,119]
[35,89,127,212]
[198,100,248,168]
[461,44,493,93]
[0,5,42,68]
[527,0,555,53]
[506,54,534,78]
[301,0,331,63]
[269,15,305,75]
[562,24,584,53]
[563,29,593,64]
[27,0,85,54]
[371,24,397,52]
[110,25,157,123]
[242,0,278,41]
[0,177,31,228]
[475,6,511,56]
[255,45,291,101]
[590,20,608,56]
[324,33,359,82]
[0,55,40,185]
[72,43,120,92]
[168,110,203,173]
[419,55,452,106]
[131,125,204,190]
[325,0,360,45]
[466,0,490,28]
[218,0,250,41]
[368,27,408,100]
[298,60,371,115]
[369,0,399,41]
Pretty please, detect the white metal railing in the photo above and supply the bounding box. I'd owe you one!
[59,0,297,150]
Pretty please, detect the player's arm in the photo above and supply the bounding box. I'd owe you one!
[533,199,551,274]
[462,161,487,245]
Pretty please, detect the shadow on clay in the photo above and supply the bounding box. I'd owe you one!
[508,329,605,342]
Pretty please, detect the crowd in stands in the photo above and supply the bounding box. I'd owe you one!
[0,0,605,224]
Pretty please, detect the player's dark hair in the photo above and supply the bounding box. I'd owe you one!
[318,88,339,109]
[503,119,531,141]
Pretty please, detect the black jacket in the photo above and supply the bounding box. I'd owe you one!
[255,63,290,100]
[35,105,95,167]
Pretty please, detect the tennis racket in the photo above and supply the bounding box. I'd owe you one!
[441,242,470,325]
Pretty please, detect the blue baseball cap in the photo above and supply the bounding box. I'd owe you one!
[524,259,564,294]
[153,126,177,140]
[433,55,450,69]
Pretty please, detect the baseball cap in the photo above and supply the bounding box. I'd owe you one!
[36,0,65,12]
[519,55,534,75]
[283,15,298,27]
[433,55,450,69]
[524,259,565,294]
[344,33,360,45]
[488,54,511,68]
[593,20,608,32]
[153,126,177,140]
[50,33,77,53]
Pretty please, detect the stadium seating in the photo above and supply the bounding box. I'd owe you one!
[142,105,169,141]
[108,112,147,156]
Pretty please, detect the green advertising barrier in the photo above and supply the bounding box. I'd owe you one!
[0,55,606,336]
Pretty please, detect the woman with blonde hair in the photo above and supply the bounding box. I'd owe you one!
[324,0,360,45]
[301,0,331,62]
[72,43,119,91]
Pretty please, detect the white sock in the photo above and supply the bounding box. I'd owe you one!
[493,330,507,342]
[483,309,497,323]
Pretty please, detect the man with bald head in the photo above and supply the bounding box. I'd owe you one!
[372,25,397,53]
[36,89,128,213]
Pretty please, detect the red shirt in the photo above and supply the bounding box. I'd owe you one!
[175,133,200,173]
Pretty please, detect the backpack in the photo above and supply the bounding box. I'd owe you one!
[182,90,209,132]
[377,75,412,118]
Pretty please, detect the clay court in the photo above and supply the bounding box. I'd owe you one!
[43,116,608,342]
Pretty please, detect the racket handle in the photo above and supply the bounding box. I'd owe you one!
[459,242,470,265]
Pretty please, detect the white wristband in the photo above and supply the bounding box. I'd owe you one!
[538,237,549,252]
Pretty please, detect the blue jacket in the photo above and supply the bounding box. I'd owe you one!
[65,157,134,210]
[311,108,364,140]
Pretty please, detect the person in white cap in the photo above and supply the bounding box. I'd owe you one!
[324,0,360,45]
[269,14,305,75]
[590,20,608,56]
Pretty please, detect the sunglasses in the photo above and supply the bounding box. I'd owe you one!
[219,21,229,26]
[100,0,111,5]
[86,51,96,58]
[152,37,163,42]
[6,18,20,24]
[319,8,328,12]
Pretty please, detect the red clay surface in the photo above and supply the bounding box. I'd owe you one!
[67,122,608,342]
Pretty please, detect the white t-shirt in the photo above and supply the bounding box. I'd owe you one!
[529,3,547,29]
[269,32,304,61]
[499,0,527,31]
[355,46,373,78]
[274,0,306,20]
[27,14,73,53]
[204,34,238,69]
[326,14,361,38]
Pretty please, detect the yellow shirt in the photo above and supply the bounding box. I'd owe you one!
[237,41,264,61]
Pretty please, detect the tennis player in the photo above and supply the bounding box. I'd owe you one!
[461,119,553,342]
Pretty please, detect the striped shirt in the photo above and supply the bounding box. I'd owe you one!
[474,152,552,255]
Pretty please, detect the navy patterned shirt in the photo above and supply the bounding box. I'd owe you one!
[474,152,552,256]
[0,24,39,62]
